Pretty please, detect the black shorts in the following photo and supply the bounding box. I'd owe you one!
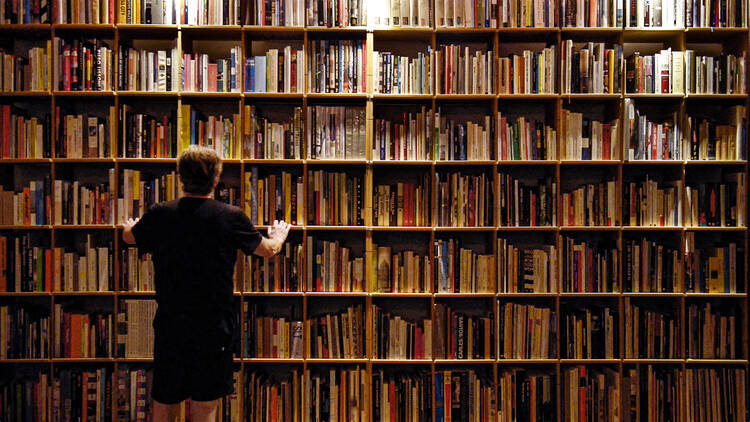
[151,326,234,404]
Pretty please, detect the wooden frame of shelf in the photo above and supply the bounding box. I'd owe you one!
[1,14,749,422]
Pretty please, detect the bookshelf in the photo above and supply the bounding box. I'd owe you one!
[1,0,749,420]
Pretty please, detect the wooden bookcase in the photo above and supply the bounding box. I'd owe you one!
[1,3,749,420]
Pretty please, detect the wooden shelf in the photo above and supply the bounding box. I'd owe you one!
[0,91,51,97]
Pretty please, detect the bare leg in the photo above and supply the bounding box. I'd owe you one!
[152,400,182,422]
[190,398,220,422]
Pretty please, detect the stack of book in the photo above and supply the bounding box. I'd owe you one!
[561,305,616,358]
[117,46,180,92]
[436,44,495,94]
[626,0,685,27]
[0,45,50,91]
[53,178,114,225]
[498,369,553,420]
[2,0,49,23]
[499,0,557,27]
[373,246,430,293]
[435,0,495,27]
[561,41,622,94]
[120,246,154,292]
[686,368,746,422]
[182,48,242,93]
[498,173,556,226]
[372,369,432,421]
[53,305,113,357]
[0,374,49,422]
[0,304,49,358]
[684,232,740,293]
[117,299,156,358]
[55,368,113,421]
[562,0,623,26]
[498,302,555,359]
[305,237,364,292]
[243,241,303,292]
[0,105,50,158]
[306,170,364,226]
[687,105,747,161]
[245,304,303,358]
[497,238,558,293]
[626,49,685,94]
[307,39,366,93]
[244,168,303,226]
[373,178,431,227]
[687,0,747,27]
[624,298,679,359]
[55,237,114,292]
[374,49,433,94]
[434,113,492,160]
[623,237,681,292]
[305,0,365,26]
[244,47,304,93]
[56,107,115,158]
[0,180,50,226]
[561,110,620,160]
[436,171,493,226]
[434,303,494,359]
[687,302,738,359]
[244,0,304,25]
[306,106,366,160]
[625,99,682,160]
[180,105,241,159]
[434,238,496,293]
[372,305,432,359]
[498,46,556,94]
[561,179,617,226]
[435,369,496,420]
[373,107,434,161]
[246,370,302,421]
[0,234,48,292]
[53,38,114,91]
[684,173,746,227]
[180,0,239,24]
[624,176,683,226]
[308,305,365,358]
[117,169,179,220]
[684,51,747,95]
[562,236,619,292]
[243,105,303,159]
[563,367,620,422]
[116,368,152,422]
[119,105,177,158]
[497,113,556,160]
[305,368,366,421]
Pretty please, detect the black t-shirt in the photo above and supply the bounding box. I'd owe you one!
[131,197,262,347]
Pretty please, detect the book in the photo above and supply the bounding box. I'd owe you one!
[436,171,493,226]
[372,245,430,293]
[244,47,304,93]
[246,369,302,422]
[244,0,304,25]
[306,170,365,226]
[305,236,364,292]
[684,51,746,95]
[307,39,366,93]
[117,169,179,221]
[0,372,49,421]
[563,367,620,421]
[561,304,616,359]
[244,169,303,226]
[498,302,555,358]
[626,0,684,27]
[243,105,303,160]
[498,45,556,94]
[56,106,114,158]
[305,106,366,159]
[435,303,494,359]
[0,178,50,226]
[374,106,434,161]
[687,0,748,27]
[499,0,556,27]
[243,241,304,292]
[562,235,619,292]
[684,231,741,293]
[54,304,114,357]
[2,0,50,22]
[623,237,680,293]
[374,47,434,94]
[181,47,241,92]
[372,369,432,421]
[437,44,495,94]
[560,178,617,226]
[372,304,432,359]
[435,369,496,420]
[434,0,493,27]
[307,304,364,358]
[434,238,496,293]
[373,177,431,227]
[624,298,679,359]
[626,48,682,93]
[497,238,558,293]
[56,368,113,422]
[623,176,682,226]
[561,40,622,94]
[498,369,553,420]
[53,38,114,91]
[686,368,746,422]
[120,246,154,292]
[433,111,492,160]
[561,109,620,160]
[684,172,745,227]
[0,44,51,91]
[304,367,366,421]
[53,176,114,225]
[244,303,303,358]
[116,299,156,358]
[562,0,623,27]
[179,104,241,159]
[305,0,365,26]
[498,172,556,227]
[687,302,739,359]
[118,45,179,92]
[497,112,557,160]
[0,303,50,358]
[0,104,51,159]
[625,99,681,160]
[687,105,747,161]
[119,104,177,158]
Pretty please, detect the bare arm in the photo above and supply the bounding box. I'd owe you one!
[253,220,291,258]
[122,218,139,245]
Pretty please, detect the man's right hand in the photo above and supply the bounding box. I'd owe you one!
[267,220,291,243]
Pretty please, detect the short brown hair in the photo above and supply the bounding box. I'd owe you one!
[177,145,223,195]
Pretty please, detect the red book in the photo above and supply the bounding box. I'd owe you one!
[530,192,537,226]
[0,236,6,291]
[579,366,587,421]
[208,63,218,92]
[2,105,10,158]
[602,124,611,159]
[44,249,51,291]
[70,313,81,358]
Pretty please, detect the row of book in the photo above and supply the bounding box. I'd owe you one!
[244,105,304,160]
[53,178,115,225]
[685,232,741,293]
[372,304,432,359]
[626,49,685,94]
[245,370,301,421]
[372,370,432,422]
[434,0,495,27]
[179,104,242,159]
[120,105,177,159]
[0,304,49,358]
[0,0,49,23]
[434,114,493,160]
[561,110,621,160]
[497,238,557,293]
[626,0,685,27]
[497,113,557,161]
[373,107,434,161]
[305,237,365,292]
[182,48,242,93]
[243,0,305,25]
[687,0,747,28]
[117,169,178,221]
[55,0,239,24]
[562,0,623,27]
[684,173,746,227]
[305,170,365,226]
[117,299,156,358]
[0,179,50,226]
[373,179,431,226]
[624,297,679,359]
[245,47,304,93]
[561,179,617,226]
[686,302,739,359]
[373,49,433,94]
[624,177,683,226]
[564,366,620,422]
[435,369,496,420]
[0,45,51,92]
[499,0,558,27]
[307,304,365,358]
[54,0,115,24]
[244,168,303,226]
[0,105,50,159]
[497,173,557,227]
[242,242,303,292]
[305,105,366,160]
[436,44,495,94]
[625,100,682,161]
[686,52,746,95]
[304,0,365,27]
[498,46,556,94]
[497,369,552,421]
[687,106,747,161]
[434,303,494,359]
[561,41,623,94]
[623,237,679,293]
[57,107,115,159]
[562,236,619,293]
[434,238,496,293]
[561,305,616,359]
[53,304,113,358]
[305,368,367,421]
[498,302,554,359]
[118,46,180,92]
[120,247,154,291]
[307,39,366,94]
[244,303,304,358]
[54,38,114,92]
[435,171,493,226]
[373,246,430,293]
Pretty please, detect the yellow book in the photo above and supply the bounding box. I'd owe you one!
[243,171,252,216]
[109,106,116,158]
[132,170,140,201]
[118,0,127,23]
[179,104,191,153]
[608,49,615,93]
[284,172,292,223]
[707,254,723,293]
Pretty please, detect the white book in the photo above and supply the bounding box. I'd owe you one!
[391,0,400,25]
[418,0,428,25]
[671,50,683,93]
[157,50,167,91]
[400,0,410,25]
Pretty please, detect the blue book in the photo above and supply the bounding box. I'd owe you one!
[245,58,253,92]
[338,42,344,92]
[250,167,258,224]
[217,60,224,92]
[229,49,236,91]
[255,56,266,92]
[24,0,30,23]
[190,109,196,145]
[434,373,444,422]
